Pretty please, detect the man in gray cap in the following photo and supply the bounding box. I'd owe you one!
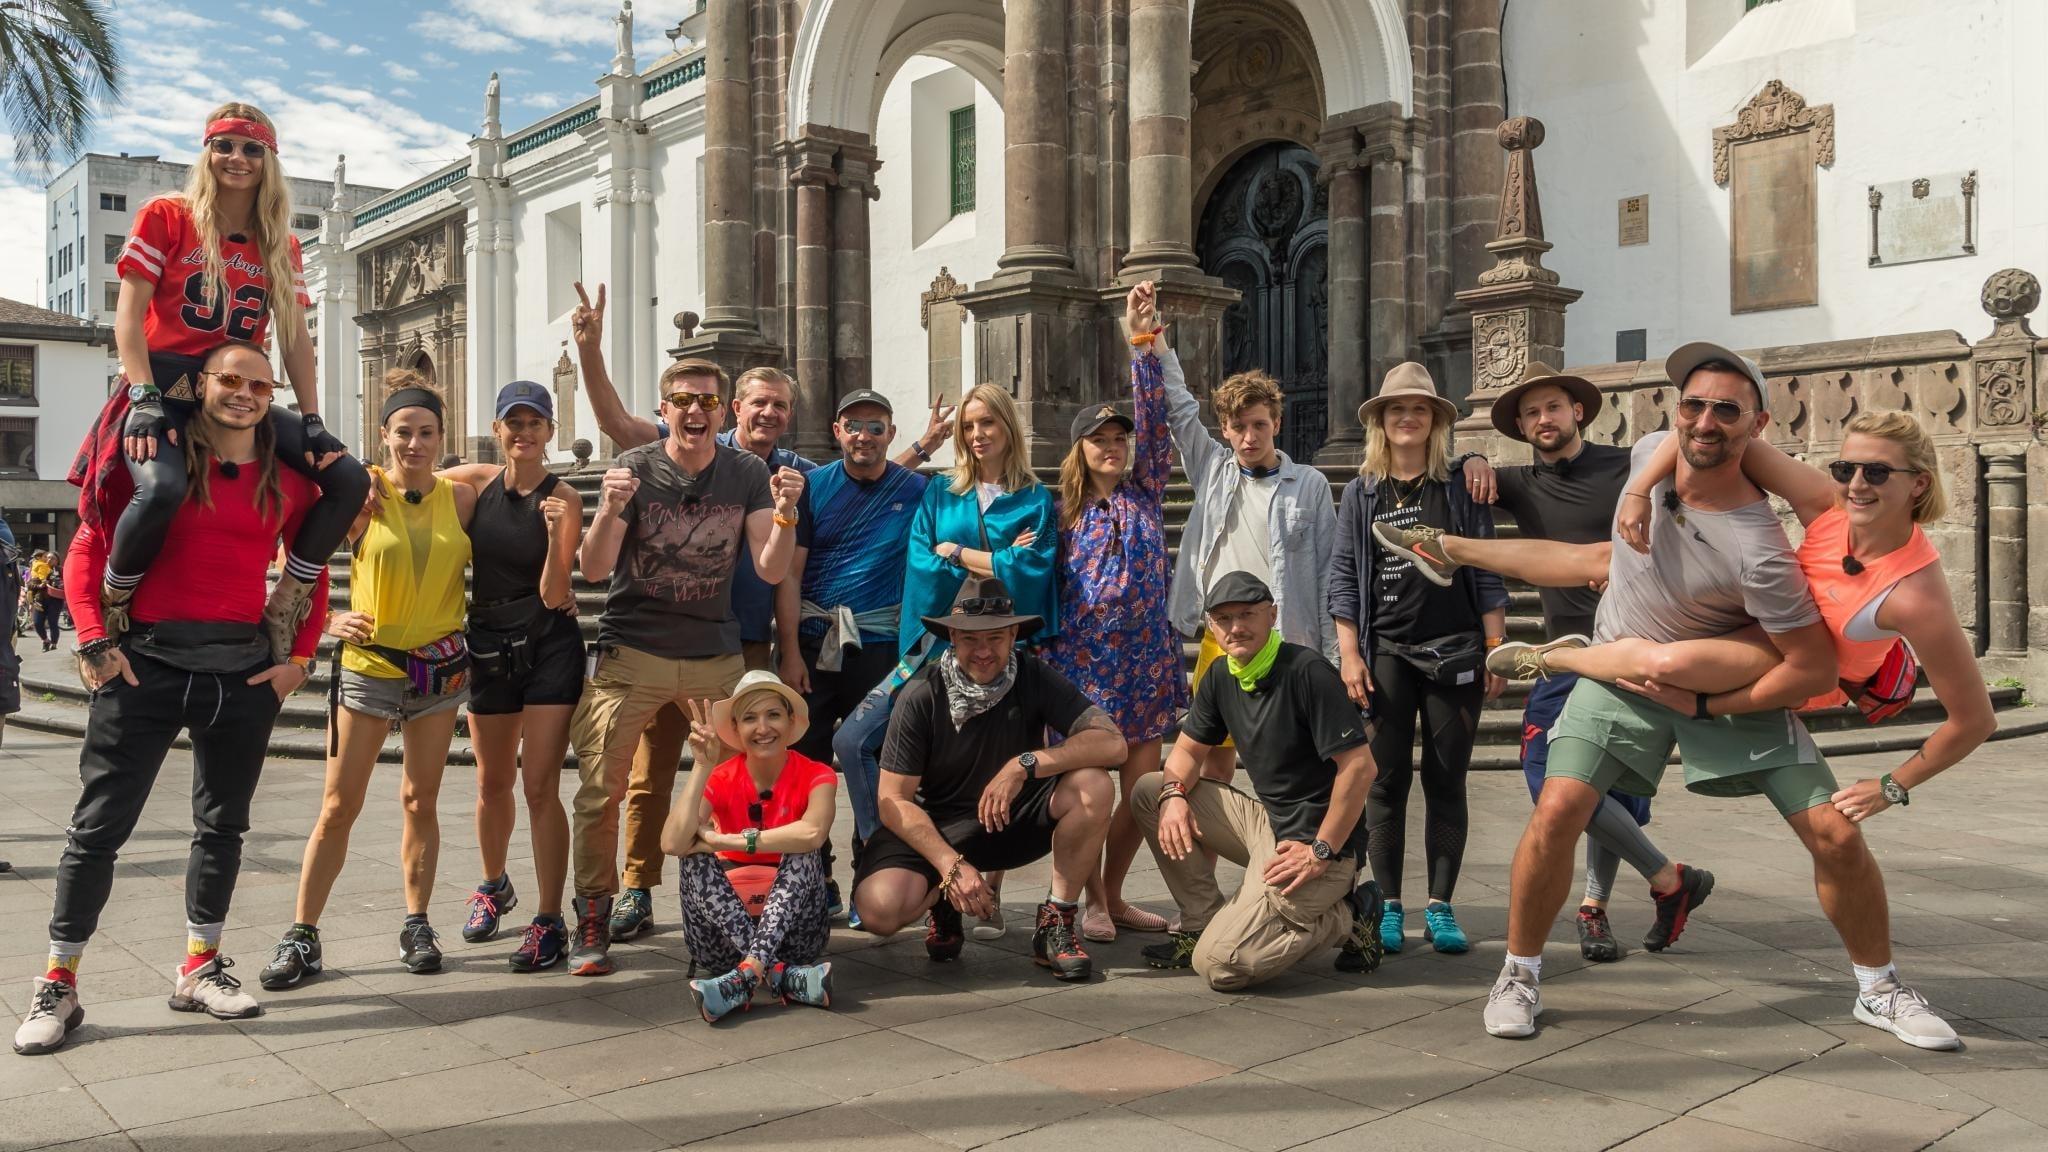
[1131,571,1383,990]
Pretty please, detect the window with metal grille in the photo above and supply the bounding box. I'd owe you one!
[0,345,32,403]
[949,106,975,217]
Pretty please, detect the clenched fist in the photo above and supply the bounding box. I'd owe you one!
[770,466,806,517]
[600,467,639,512]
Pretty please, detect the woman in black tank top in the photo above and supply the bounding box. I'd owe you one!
[442,382,586,971]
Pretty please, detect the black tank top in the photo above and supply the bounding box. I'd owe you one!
[471,470,562,606]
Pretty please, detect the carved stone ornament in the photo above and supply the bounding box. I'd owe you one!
[1476,116,1560,288]
[1472,312,1529,390]
[920,267,964,329]
[1713,80,1835,186]
[1980,268,2041,340]
[1977,358,2028,426]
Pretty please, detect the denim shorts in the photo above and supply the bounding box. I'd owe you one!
[339,669,468,722]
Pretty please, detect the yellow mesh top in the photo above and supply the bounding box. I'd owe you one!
[340,474,471,679]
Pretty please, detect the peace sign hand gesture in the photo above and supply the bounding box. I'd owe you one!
[684,697,722,765]
[571,282,606,350]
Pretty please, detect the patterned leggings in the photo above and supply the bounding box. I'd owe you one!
[677,850,830,973]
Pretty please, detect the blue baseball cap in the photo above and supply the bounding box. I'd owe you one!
[495,380,554,420]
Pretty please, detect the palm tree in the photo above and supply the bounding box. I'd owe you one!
[0,0,120,173]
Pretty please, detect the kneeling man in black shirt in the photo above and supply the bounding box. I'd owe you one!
[854,578,1125,982]
[1134,572,1384,990]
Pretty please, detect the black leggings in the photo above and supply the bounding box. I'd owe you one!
[1365,647,1484,904]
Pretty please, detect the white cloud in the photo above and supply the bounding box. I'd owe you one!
[345,44,369,56]
[421,52,452,67]
[411,13,521,53]
[385,61,422,81]
[549,50,579,64]
[514,91,568,109]
[310,32,342,51]
[389,88,415,99]
[156,7,220,30]
[264,34,286,45]
[260,10,308,30]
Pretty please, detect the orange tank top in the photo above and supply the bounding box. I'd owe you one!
[1795,505,1938,710]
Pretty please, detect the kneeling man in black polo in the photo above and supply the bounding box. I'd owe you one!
[853,577,1125,982]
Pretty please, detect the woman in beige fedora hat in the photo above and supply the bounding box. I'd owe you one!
[661,670,838,1023]
[1328,363,1509,958]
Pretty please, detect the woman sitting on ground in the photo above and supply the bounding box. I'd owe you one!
[663,671,837,1023]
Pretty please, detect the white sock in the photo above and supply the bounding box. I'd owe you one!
[1507,951,1543,978]
[1852,962,1896,995]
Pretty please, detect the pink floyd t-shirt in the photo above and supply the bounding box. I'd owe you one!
[597,441,772,660]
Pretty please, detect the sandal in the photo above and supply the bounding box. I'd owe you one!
[1110,904,1170,933]
[1081,909,1116,943]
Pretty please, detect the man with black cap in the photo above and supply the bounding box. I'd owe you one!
[1131,571,1382,990]
[850,577,1124,982]
[774,388,933,914]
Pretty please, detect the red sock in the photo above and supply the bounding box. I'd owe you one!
[181,949,218,976]
[44,967,77,986]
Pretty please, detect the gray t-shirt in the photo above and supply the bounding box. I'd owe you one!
[1593,432,1820,645]
[598,441,773,660]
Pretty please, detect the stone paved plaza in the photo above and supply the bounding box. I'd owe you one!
[4,722,2048,1152]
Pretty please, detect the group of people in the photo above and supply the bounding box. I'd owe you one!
[11,102,1997,1059]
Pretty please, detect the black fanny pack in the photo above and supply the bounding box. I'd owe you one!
[129,621,270,675]
[467,595,546,681]
[1379,633,1484,688]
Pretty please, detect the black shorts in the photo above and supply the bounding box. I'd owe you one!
[466,610,586,715]
[854,779,1061,890]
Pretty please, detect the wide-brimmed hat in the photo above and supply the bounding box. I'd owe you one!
[1358,362,1459,429]
[712,669,811,750]
[920,576,1044,639]
[1489,363,1602,441]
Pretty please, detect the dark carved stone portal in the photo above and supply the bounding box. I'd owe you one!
[1197,143,1331,461]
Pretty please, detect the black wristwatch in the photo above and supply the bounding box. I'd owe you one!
[1310,839,1335,862]
[1693,692,1712,721]
[1880,773,1910,807]
[1019,751,1039,781]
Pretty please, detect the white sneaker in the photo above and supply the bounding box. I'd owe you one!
[971,905,1007,941]
[169,955,263,1020]
[1853,976,1959,1051]
[12,977,83,1055]
[1483,961,1542,1038]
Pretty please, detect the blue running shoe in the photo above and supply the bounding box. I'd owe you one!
[689,966,758,1022]
[463,876,517,943]
[608,887,654,941]
[1423,903,1469,954]
[509,916,566,972]
[772,961,833,1008]
[825,881,845,921]
[1378,900,1405,953]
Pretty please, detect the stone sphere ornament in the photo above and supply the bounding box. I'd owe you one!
[1981,268,2040,322]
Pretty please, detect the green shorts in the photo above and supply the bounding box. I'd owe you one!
[1543,678,1836,818]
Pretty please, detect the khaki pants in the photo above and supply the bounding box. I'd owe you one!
[1131,771,1356,991]
[571,646,744,899]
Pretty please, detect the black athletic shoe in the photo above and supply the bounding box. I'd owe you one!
[399,920,443,974]
[1577,905,1621,963]
[259,927,322,991]
[1336,881,1387,974]
[1644,864,1714,953]
[1031,902,1092,982]
[926,899,964,962]
[1141,931,1199,969]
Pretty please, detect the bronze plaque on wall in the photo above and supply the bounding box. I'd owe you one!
[1728,134,1818,313]
[1618,195,1649,246]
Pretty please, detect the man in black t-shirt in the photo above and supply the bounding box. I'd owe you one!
[853,578,1125,982]
[1131,573,1384,991]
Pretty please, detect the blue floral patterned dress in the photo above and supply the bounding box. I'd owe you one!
[1045,348,1188,741]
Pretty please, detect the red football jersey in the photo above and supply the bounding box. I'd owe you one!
[115,196,309,358]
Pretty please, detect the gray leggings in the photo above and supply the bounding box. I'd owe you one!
[1583,794,1669,904]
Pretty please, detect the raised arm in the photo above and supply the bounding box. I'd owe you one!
[1734,437,1837,527]
[1160,343,1222,480]
[539,482,582,611]
[570,282,662,450]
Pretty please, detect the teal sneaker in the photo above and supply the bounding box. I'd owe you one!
[689,966,758,1023]
[1423,903,1469,954]
[1378,900,1405,953]
[771,961,833,1008]
[608,887,654,941]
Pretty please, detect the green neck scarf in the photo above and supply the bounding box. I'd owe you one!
[1226,630,1284,692]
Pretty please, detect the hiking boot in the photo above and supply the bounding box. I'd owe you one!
[1577,905,1621,963]
[463,877,518,943]
[608,887,654,941]
[1142,931,1200,970]
[509,917,567,973]
[1378,900,1406,953]
[1423,903,1470,954]
[1488,635,1590,681]
[169,955,262,1020]
[1370,521,1458,587]
[1031,902,1092,982]
[1336,881,1386,974]
[570,895,614,976]
[1853,975,1960,1051]
[689,966,758,1023]
[399,921,442,974]
[260,926,323,990]
[926,899,964,962]
[12,976,83,1055]
[1644,864,1714,952]
[100,583,135,641]
[1484,960,1543,1038]
[772,961,833,1008]
[261,575,315,664]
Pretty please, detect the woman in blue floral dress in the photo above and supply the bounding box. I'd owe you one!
[1046,282,1187,942]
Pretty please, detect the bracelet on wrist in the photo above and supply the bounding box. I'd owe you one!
[773,513,799,528]
[1485,636,1505,649]
[1621,491,1650,502]
[912,439,933,462]
[75,636,117,660]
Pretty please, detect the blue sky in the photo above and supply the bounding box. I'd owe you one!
[0,0,691,303]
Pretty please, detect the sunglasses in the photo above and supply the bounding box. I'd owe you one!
[839,418,887,437]
[1676,396,1756,424]
[208,138,268,158]
[958,596,1013,616]
[201,370,275,399]
[664,391,723,412]
[1827,460,1919,487]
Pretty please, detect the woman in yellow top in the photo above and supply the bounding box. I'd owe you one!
[263,375,477,987]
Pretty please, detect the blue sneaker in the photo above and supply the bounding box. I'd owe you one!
[689,966,758,1023]
[462,876,517,943]
[772,961,833,1008]
[509,916,566,972]
[1378,900,1405,953]
[1423,903,1469,954]
[608,887,654,941]
[825,881,845,921]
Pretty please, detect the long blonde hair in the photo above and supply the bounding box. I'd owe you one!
[1361,405,1451,483]
[1842,411,1946,524]
[174,102,303,354]
[949,383,1037,495]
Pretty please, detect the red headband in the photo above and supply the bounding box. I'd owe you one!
[203,117,279,155]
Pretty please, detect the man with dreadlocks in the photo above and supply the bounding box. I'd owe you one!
[16,340,328,1057]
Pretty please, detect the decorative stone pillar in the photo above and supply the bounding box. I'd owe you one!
[700,0,758,334]
[1319,161,1368,461]
[1121,0,1196,273]
[1453,117,1582,432]
[832,143,878,409]
[998,0,1072,273]
[1985,452,2029,656]
[1970,268,2040,665]
[787,140,835,458]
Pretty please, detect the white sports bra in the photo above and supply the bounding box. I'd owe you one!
[1843,583,1900,644]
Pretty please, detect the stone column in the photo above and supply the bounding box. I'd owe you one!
[832,143,878,408]
[1969,268,2041,665]
[1368,156,1410,394]
[701,0,758,334]
[1120,0,1196,273]
[1449,0,1506,294]
[788,147,834,454]
[1985,452,2029,656]
[998,0,1073,272]
[1318,162,1369,461]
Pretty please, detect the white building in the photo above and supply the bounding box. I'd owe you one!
[0,296,114,482]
